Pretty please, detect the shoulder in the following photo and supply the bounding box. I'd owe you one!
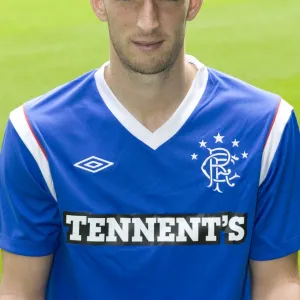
[205,68,295,149]
[207,68,293,118]
[9,69,98,130]
[7,69,101,165]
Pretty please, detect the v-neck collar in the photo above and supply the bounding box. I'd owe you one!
[94,55,209,150]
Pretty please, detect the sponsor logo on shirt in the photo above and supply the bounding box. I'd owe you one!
[63,212,247,245]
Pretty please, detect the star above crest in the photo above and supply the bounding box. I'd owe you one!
[191,153,198,160]
[214,133,224,143]
[241,151,248,159]
[232,139,240,147]
[199,140,207,148]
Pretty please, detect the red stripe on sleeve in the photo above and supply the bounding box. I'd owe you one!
[263,99,281,149]
[23,105,48,158]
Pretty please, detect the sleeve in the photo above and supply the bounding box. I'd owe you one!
[249,106,300,261]
[0,119,61,256]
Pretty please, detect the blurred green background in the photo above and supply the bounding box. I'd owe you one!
[0,0,299,274]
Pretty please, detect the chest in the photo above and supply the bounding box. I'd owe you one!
[47,124,263,249]
[48,126,262,214]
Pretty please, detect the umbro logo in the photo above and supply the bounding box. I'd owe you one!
[74,156,114,173]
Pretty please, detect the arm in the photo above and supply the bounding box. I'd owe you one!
[0,251,53,300]
[250,253,300,300]
[249,102,300,298]
[0,112,60,299]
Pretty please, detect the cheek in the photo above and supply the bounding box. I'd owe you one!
[113,4,138,22]
[160,16,186,38]
[159,7,188,28]
[112,10,136,32]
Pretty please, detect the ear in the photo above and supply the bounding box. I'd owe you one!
[90,0,107,22]
[186,0,203,21]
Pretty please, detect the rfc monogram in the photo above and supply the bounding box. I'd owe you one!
[191,133,249,193]
[201,148,240,193]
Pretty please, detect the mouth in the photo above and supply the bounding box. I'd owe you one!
[132,40,164,52]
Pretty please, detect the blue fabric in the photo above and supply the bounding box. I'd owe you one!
[250,111,300,261]
[0,63,299,300]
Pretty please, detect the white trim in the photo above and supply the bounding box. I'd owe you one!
[259,99,293,186]
[10,106,57,201]
[94,55,209,150]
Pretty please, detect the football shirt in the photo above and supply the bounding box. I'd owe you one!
[1,55,299,300]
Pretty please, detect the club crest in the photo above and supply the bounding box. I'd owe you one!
[191,133,248,193]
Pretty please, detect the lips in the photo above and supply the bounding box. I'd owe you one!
[132,40,164,52]
[133,41,163,46]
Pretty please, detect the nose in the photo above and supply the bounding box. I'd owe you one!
[136,0,160,34]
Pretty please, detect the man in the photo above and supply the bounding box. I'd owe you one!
[0,0,299,299]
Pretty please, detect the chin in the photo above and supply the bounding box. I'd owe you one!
[128,60,170,75]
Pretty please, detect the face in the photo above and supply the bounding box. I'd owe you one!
[91,0,203,75]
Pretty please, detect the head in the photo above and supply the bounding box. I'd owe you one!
[90,0,203,75]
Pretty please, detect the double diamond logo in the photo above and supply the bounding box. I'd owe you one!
[191,133,249,193]
[74,156,114,173]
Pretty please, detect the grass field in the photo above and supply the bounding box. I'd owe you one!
[0,0,299,274]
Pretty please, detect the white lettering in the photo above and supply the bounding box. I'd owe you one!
[65,215,87,241]
[87,218,106,242]
[106,218,131,242]
[132,218,156,242]
[228,217,245,242]
[64,213,247,245]
[202,217,221,242]
[157,218,175,242]
[176,217,201,242]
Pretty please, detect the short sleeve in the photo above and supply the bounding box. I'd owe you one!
[250,106,300,261]
[0,119,61,256]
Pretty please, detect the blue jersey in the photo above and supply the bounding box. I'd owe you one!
[1,55,300,300]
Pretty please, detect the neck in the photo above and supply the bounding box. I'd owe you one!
[104,50,198,132]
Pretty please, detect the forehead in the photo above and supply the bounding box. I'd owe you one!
[106,0,186,8]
